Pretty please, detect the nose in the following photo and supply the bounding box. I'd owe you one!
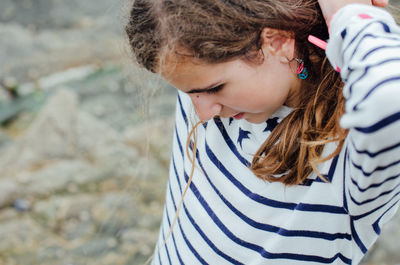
[189,94,222,121]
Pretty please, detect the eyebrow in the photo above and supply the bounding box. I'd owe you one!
[186,82,222,94]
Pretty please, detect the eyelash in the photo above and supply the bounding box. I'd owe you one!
[205,84,224,94]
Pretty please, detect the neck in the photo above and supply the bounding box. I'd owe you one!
[284,76,303,108]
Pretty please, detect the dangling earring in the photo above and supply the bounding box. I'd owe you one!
[294,58,308,79]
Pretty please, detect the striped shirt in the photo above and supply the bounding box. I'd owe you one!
[152,5,400,265]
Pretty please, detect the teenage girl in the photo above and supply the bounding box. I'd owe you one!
[125,0,399,264]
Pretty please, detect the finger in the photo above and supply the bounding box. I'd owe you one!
[372,0,389,7]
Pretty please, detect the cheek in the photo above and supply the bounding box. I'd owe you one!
[238,83,289,111]
[225,64,291,111]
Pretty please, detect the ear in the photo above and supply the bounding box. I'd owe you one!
[260,28,295,60]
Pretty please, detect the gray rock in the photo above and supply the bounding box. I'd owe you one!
[13,198,31,212]
[17,160,103,197]
[123,117,174,179]
[0,18,123,82]
[91,192,138,236]
[0,88,139,178]
[0,129,13,148]
[120,228,156,247]
[0,89,80,174]
[37,245,66,260]
[0,208,18,222]
[71,236,118,257]
[0,0,122,31]
[0,218,48,252]
[33,193,100,226]
[0,179,19,208]
[0,86,12,103]
[61,220,96,241]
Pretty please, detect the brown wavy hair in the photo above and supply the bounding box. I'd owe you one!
[125,0,348,185]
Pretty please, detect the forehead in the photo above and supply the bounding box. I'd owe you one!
[160,53,229,90]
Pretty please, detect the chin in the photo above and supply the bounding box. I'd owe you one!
[244,112,273,124]
[245,117,267,124]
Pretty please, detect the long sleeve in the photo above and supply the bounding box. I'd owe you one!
[326,4,400,259]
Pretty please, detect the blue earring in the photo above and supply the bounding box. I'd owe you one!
[295,58,308,79]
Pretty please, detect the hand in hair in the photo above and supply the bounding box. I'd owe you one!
[318,0,389,24]
[372,0,390,6]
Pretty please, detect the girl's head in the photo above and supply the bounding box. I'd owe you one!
[126,0,329,122]
[126,0,328,71]
[126,0,346,184]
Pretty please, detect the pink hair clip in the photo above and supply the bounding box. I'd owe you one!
[307,35,341,72]
[308,35,328,51]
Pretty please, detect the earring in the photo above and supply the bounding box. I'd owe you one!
[294,58,308,79]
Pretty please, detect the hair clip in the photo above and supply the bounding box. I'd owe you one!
[308,35,327,51]
[308,35,342,72]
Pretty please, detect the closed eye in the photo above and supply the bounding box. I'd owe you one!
[204,84,224,94]
[186,83,224,94]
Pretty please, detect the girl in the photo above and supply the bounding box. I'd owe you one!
[125,0,399,264]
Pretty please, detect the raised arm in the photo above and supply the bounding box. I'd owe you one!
[322,3,400,261]
[318,0,389,24]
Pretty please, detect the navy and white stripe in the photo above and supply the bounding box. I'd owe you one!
[154,5,400,265]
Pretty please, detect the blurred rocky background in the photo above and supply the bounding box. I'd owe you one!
[0,1,399,265]
[0,0,175,264]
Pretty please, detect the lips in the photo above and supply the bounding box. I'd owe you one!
[233,112,244,120]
